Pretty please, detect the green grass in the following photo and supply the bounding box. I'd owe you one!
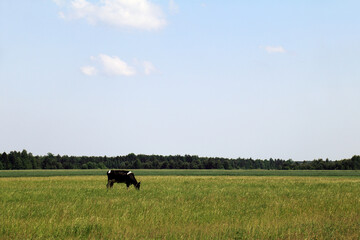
[0,174,359,239]
[1,169,360,178]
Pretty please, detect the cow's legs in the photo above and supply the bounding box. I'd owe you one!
[126,182,130,190]
[107,180,115,188]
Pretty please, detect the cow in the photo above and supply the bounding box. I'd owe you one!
[106,170,141,190]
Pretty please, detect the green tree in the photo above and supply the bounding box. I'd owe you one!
[98,162,107,169]
[21,149,33,169]
[152,159,160,169]
[215,159,223,169]
[1,152,10,169]
[223,159,231,170]
[42,153,62,169]
[133,159,142,169]
[87,162,97,169]
[350,155,360,169]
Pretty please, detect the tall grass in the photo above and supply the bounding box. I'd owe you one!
[1,176,359,239]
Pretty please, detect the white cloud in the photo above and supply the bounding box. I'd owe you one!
[98,54,136,76]
[53,0,66,6]
[58,11,66,19]
[261,46,286,54]
[81,55,158,77]
[81,65,97,76]
[59,0,167,30]
[169,0,179,14]
[143,61,156,75]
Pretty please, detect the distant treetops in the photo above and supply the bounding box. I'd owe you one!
[0,150,359,170]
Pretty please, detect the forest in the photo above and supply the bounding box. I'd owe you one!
[1,150,359,170]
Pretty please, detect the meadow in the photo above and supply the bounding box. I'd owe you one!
[0,170,359,239]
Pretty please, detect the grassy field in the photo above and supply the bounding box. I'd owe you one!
[0,171,359,239]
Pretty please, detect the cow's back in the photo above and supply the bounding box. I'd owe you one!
[107,170,130,182]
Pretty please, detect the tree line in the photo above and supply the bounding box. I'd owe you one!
[0,150,359,170]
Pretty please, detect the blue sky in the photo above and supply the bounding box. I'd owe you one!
[1,0,359,160]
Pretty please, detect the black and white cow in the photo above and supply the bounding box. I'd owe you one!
[106,170,141,190]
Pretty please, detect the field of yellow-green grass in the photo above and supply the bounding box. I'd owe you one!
[1,174,359,239]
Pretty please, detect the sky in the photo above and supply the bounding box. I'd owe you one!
[1,0,359,161]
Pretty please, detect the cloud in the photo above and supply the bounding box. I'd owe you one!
[81,54,136,77]
[98,54,136,76]
[58,11,66,19]
[81,66,97,76]
[143,61,156,75]
[81,55,158,77]
[261,46,286,54]
[53,0,66,6]
[58,0,167,30]
[168,0,179,14]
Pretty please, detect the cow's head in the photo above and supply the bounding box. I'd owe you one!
[135,181,141,190]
